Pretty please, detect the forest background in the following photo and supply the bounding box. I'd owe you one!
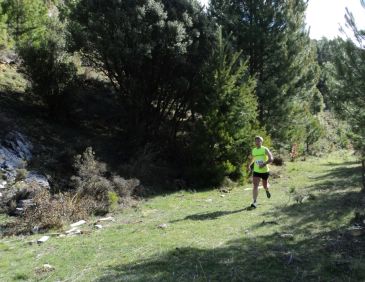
[0,0,364,230]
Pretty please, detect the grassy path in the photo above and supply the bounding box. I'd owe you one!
[1,151,364,281]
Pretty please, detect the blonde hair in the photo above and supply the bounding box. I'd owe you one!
[255,136,263,142]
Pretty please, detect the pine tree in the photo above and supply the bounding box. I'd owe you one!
[314,38,342,111]
[183,27,258,185]
[2,0,48,45]
[0,1,9,49]
[209,0,320,144]
[330,5,365,189]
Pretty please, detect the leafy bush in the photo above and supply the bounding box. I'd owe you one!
[107,191,119,212]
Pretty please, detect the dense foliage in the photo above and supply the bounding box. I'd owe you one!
[209,0,320,143]
[179,28,258,185]
[0,1,8,49]
[67,0,213,150]
[0,0,362,188]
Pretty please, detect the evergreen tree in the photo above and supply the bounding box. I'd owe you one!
[67,0,213,149]
[209,0,320,144]
[18,33,77,118]
[182,27,258,186]
[16,9,76,118]
[2,0,48,44]
[314,38,342,110]
[330,7,365,188]
[0,1,9,49]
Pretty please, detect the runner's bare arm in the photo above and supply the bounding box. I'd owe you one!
[265,148,273,165]
[247,155,254,171]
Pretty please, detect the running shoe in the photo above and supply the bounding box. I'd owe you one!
[265,190,271,198]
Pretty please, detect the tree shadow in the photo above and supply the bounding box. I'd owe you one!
[259,191,360,235]
[320,161,359,167]
[95,227,365,282]
[258,168,363,235]
[314,165,362,183]
[170,208,250,223]
[297,164,362,194]
[92,161,365,281]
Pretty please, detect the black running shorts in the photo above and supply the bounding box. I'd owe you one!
[253,171,270,180]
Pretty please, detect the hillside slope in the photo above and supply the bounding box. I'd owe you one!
[0,151,364,281]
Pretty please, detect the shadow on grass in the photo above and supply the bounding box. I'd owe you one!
[298,164,362,194]
[94,160,365,281]
[314,165,362,184]
[95,228,365,282]
[261,163,363,234]
[263,191,360,234]
[170,208,251,223]
[320,161,359,167]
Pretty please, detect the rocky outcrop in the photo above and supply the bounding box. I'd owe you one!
[0,131,50,215]
[0,131,33,178]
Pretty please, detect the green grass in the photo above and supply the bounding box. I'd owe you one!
[1,151,364,281]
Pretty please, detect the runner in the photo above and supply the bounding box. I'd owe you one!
[247,136,273,208]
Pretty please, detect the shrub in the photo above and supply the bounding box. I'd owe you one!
[71,147,141,214]
[119,144,175,188]
[272,157,284,166]
[15,168,28,182]
[23,190,91,231]
[112,176,139,198]
[108,191,119,212]
[290,143,299,161]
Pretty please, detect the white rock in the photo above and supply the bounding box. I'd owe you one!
[37,236,50,244]
[95,224,103,229]
[280,233,294,239]
[65,227,82,235]
[158,223,168,229]
[205,199,213,203]
[97,217,114,222]
[66,229,81,236]
[43,264,54,270]
[65,227,79,234]
[70,220,86,227]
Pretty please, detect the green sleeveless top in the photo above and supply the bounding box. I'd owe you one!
[252,146,269,173]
